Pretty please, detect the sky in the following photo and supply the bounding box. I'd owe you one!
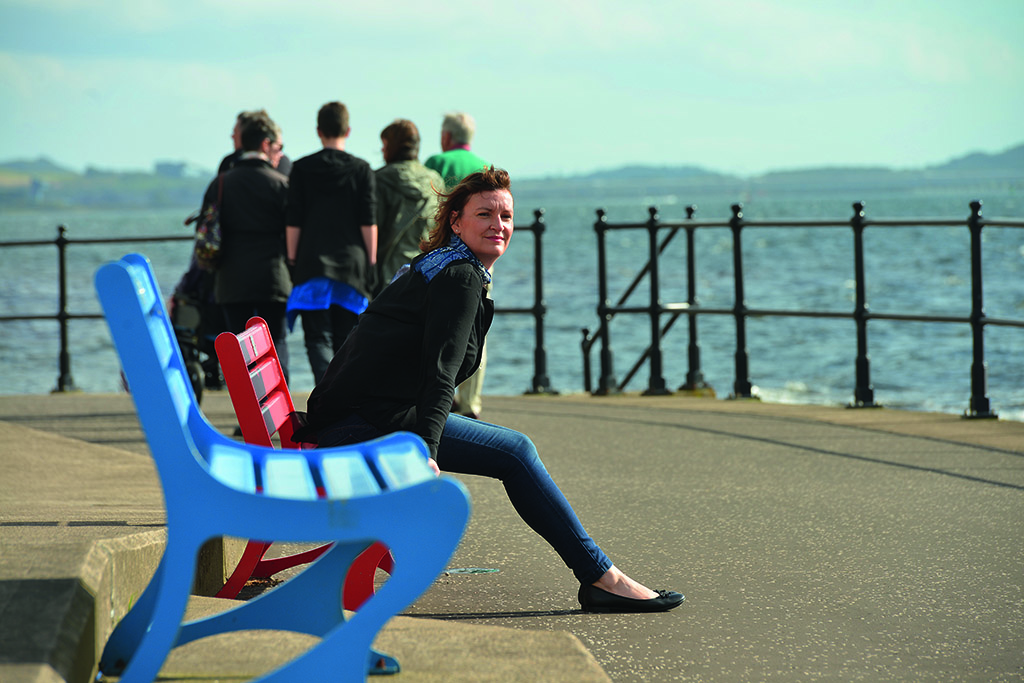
[1,0,1022,179]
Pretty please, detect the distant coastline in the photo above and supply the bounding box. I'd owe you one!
[1,143,1021,210]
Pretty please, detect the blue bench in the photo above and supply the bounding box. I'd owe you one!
[95,254,471,682]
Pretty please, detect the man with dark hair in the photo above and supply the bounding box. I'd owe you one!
[317,102,349,139]
[373,119,443,295]
[285,101,377,383]
[206,110,291,377]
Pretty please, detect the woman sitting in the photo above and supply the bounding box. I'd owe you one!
[299,167,684,613]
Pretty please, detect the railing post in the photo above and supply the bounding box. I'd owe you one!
[581,328,593,394]
[53,225,77,393]
[643,206,670,395]
[965,200,997,418]
[594,209,617,395]
[679,205,710,393]
[527,209,555,394]
[729,204,753,398]
[849,202,878,408]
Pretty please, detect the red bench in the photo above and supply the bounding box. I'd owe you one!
[214,317,393,609]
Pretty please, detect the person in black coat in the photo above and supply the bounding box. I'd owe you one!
[203,111,291,377]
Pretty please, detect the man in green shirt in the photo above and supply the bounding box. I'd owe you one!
[424,112,491,419]
[424,112,490,190]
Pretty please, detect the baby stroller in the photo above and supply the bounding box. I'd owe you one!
[170,262,224,404]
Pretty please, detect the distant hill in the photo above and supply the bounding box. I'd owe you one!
[930,143,1024,172]
[0,157,211,208]
[743,144,1024,193]
[1,143,1021,209]
[581,164,732,181]
[534,142,1024,185]
[0,156,76,176]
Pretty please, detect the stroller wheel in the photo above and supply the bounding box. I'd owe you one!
[186,360,204,404]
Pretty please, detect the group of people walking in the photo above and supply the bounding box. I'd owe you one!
[196,106,488,402]
[184,103,684,614]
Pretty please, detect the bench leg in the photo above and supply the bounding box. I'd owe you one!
[253,483,470,682]
[103,537,200,683]
[216,539,273,598]
[246,540,394,612]
[177,540,400,676]
[250,541,332,578]
[99,554,167,675]
[343,542,393,610]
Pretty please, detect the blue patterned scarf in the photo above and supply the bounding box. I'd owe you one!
[411,235,491,284]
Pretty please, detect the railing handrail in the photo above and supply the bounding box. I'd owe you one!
[582,201,1024,418]
[590,216,1024,230]
[0,217,554,395]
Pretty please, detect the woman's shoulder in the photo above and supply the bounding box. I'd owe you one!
[412,247,486,286]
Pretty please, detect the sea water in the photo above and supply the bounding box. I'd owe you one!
[1,180,1022,421]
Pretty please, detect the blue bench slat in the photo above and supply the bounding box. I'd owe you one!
[208,445,258,493]
[320,455,382,499]
[370,442,435,489]
[263,453,318,500]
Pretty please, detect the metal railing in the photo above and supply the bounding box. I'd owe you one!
[581,201,1024,418]
[495,209,555,394]
[0,226,194,391]
[0,215,553,394]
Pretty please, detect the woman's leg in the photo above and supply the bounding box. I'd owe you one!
[316,413,384,449]
[436,414,613,585]
[315,413,674,606]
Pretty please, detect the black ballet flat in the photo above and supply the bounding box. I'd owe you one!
[578,584,685,613]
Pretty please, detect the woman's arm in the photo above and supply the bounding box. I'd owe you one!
[414,266,482,458]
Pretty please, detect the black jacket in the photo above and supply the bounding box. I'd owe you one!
[285,148,376,295]
[207,157,290,304]
[304,248,493,457]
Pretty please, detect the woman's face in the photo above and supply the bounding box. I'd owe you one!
[452,189,514,270]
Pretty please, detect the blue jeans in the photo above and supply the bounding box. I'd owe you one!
[318,413,613,585]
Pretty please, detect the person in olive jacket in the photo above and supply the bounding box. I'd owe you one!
[373,118,443,295]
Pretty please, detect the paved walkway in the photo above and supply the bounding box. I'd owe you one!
[1,391,1022,681]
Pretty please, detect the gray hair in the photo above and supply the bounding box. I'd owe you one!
[441,112,476,146]
[239,110,281,151]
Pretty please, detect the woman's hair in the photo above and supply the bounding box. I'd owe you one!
[420,167,511,253]
[380,119,420,163]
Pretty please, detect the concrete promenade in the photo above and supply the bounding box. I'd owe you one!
[1,391,1022,681]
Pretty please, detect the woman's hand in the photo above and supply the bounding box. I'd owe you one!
[427,458,441,477]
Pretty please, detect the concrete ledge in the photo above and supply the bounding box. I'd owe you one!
[0,530,165,683]
[133,596,611,682]
[1,421,236,682]
[0,407,611,683]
